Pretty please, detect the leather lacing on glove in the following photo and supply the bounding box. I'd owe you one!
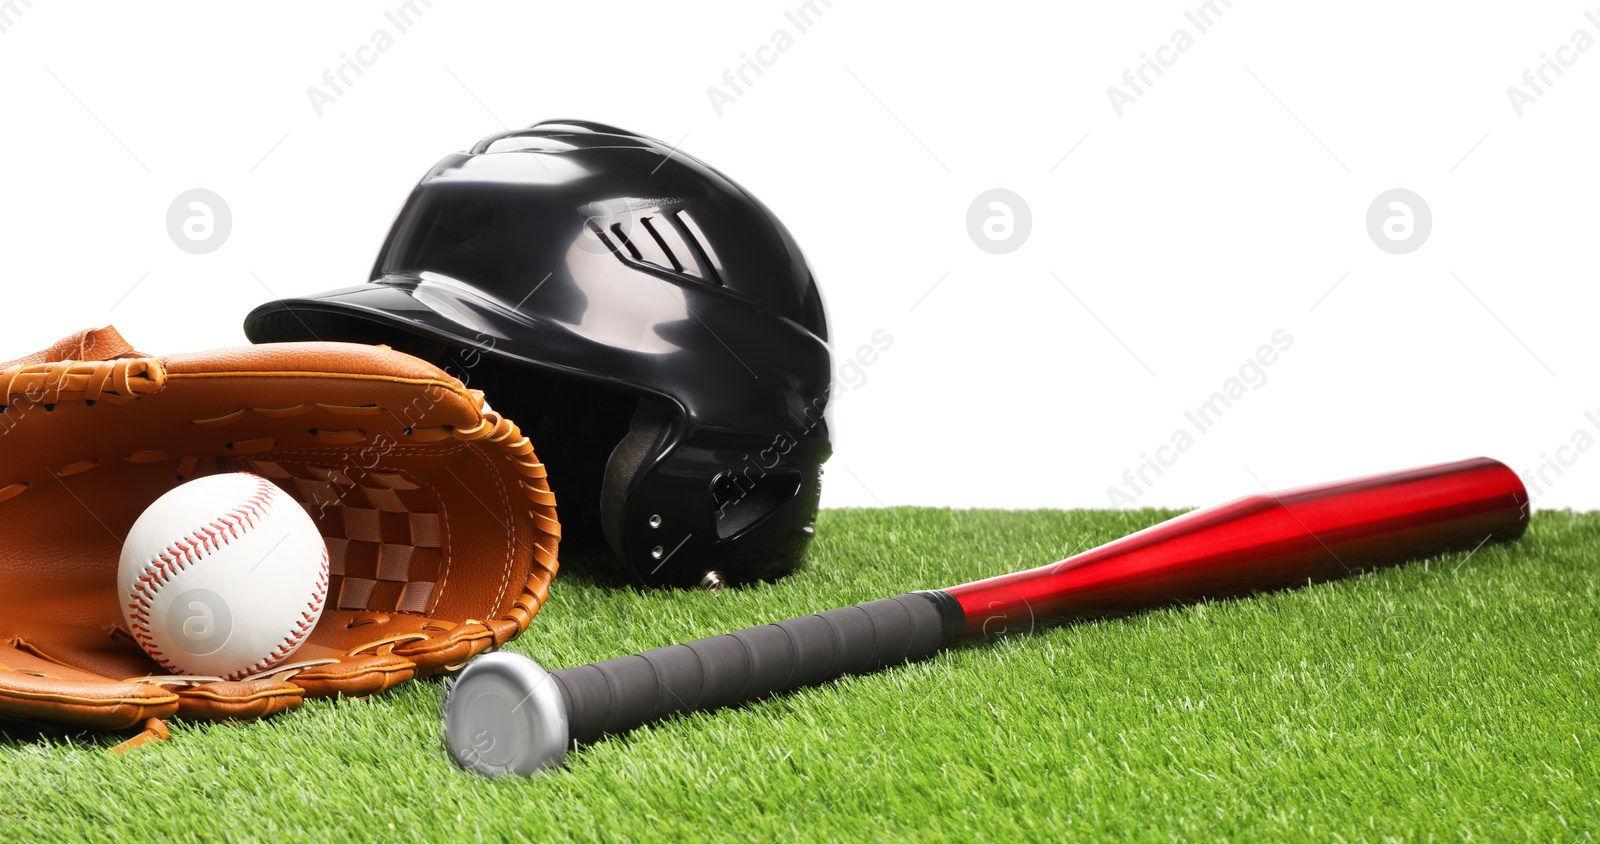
[0,327,560,751]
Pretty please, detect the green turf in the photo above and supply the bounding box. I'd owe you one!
[3,508,1596,842]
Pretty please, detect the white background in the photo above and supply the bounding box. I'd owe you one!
[2,1,1595,511]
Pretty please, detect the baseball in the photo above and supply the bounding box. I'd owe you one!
[118,472,329,680]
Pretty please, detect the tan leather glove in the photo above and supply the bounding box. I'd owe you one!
[0,327,559,742]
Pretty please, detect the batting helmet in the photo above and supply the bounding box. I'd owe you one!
[244,121,832,589]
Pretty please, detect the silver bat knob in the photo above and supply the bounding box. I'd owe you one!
[443,652,569,777]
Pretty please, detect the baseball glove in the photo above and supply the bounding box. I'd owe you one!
[0,327,560,746]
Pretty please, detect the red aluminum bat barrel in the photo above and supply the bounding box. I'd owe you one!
[947,456,1528,639]
[445,457,1529,775]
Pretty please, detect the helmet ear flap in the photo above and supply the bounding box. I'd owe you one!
[599,399,675,570]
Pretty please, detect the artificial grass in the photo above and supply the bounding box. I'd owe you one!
[2,508,1596,842]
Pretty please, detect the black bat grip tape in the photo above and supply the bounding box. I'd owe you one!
[549,591,966,746]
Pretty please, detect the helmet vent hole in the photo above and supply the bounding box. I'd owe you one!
[588,207,723,288]
[712,469,802,541]
[609,223,642,261]
[639,217,685,273]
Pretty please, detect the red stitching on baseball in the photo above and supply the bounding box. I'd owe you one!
[126,475,323,680]
[237,546,331,679]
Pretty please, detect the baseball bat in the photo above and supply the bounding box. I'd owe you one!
[444,457,1528,776]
